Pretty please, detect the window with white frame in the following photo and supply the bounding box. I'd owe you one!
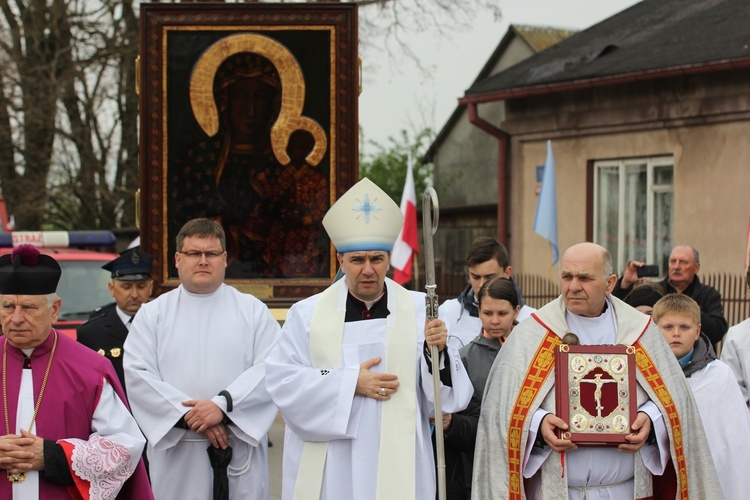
[593,156,673,275]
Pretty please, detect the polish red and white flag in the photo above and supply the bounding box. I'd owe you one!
[391,156,419,285]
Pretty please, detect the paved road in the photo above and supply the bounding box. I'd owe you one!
[268,412,284,500]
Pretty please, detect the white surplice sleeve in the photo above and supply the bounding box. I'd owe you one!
[636,400,669,475]
[123,303,193,448]
[418,343,473,417]
[265,301,362,442]
[210,300,281,446]
[58,379,145,499]
[523,408,552,477]
[720,323,750,407]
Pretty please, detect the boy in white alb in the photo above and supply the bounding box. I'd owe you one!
[653,293,750,499]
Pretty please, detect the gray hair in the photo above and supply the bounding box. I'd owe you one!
[0,293,58,307]
[671,244,700,264]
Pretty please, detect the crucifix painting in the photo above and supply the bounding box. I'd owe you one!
[556,345,637,444]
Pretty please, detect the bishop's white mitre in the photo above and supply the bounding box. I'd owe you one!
[322,177,404,253]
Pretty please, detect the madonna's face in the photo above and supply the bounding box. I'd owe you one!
[227,77,278,144]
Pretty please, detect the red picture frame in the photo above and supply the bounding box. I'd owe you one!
[137,3,358,305]
[555,344,637,445]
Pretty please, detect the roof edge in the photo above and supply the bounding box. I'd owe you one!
[459,56,750,105]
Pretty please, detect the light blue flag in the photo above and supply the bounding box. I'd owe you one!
[534,140,559,264]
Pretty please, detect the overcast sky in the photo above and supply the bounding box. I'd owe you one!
[357,0,641,150]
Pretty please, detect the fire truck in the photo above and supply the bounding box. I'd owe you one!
[0,197,118,339]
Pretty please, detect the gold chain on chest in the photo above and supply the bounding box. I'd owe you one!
[3,331,58,483]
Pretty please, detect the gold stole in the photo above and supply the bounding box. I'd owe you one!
[633,341,688,500]
[294,279,417,500]
[506,331,561,500]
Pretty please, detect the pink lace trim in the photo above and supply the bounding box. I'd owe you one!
[63,435,135,500]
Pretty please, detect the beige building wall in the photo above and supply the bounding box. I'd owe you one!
[498,69,750,276]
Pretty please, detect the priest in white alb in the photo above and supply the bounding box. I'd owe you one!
[472,242,722,499]
[265,178,473,500]
[124,218,281,500]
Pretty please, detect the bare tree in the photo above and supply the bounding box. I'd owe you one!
[0,0,73,229]
[50,0,140,230]
[0,0,139,230]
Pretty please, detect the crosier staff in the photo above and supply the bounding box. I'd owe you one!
[422,187,446,500]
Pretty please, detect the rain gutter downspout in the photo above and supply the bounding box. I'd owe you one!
[467,102,509,248]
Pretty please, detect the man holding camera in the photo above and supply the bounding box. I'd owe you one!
[612,245,727,348]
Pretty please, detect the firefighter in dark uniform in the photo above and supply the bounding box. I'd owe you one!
[77,248,154,391]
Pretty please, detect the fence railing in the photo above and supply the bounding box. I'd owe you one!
[702,273,750,328]
[419,271,749,328]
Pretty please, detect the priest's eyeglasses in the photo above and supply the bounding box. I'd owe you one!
[179,250,225,260]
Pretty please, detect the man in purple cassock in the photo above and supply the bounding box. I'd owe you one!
[0,244,153,499]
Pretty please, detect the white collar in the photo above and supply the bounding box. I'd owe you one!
[115,306,132,328]
[362,292,385,310]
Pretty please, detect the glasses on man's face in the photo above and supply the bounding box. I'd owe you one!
[179,250,225,260]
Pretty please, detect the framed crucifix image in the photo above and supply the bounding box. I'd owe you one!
[138,3,358,305]
[555,344,637,445]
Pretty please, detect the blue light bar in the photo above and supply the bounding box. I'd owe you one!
[0,231,117,248]
[68,231,117,247]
